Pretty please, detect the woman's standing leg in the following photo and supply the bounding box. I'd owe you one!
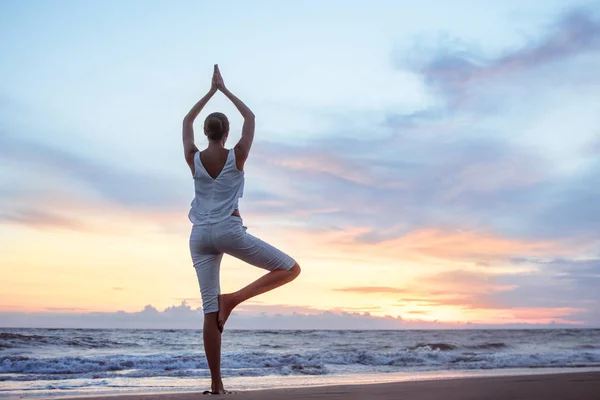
[191,237,226,394]
[203,311,224,393]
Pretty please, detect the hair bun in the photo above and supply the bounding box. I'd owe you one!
[204,112,229,141]
[207,117,223,135]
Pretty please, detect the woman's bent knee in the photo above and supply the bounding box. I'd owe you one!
[289,263,301,278]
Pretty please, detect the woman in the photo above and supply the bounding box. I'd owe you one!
[183,65,301,395]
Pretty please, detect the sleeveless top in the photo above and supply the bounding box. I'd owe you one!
[188,148,245,225]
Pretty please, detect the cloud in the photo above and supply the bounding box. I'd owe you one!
[289,225,572,269]
[332,265,592,324]
[332,266,592,325]
[337,271,512,311]
[234,303,324,315]
[334,286,407,294]
[529,161,600,238]
[248,134,557,242]
[238,4,600,249]
[452,257,600,323]
[376,229,566,261]
[402,8,600,106]
[0,133,187,210]
[0,301,593,330]
[0,209,86,230]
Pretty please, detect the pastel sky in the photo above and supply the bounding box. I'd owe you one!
[2,0,600,329]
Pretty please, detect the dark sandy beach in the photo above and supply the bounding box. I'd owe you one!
[58,371,600,400]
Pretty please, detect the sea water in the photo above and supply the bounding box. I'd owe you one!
[2,328,600,398]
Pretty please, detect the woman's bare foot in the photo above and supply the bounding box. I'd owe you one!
[203,378,226,395]
[217,294,237,332]
[203,389,235,395]
[203,389,231,395]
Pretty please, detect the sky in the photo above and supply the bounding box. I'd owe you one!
[1,0,600,329]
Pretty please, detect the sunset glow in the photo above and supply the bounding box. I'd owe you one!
[1,0,599,329]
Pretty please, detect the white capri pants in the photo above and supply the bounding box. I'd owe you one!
[189,215,296,314]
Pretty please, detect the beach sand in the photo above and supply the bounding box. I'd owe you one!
[58,371,600,400]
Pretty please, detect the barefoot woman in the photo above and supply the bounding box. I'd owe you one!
[183,65,301,395]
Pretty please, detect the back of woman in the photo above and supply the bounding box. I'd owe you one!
[189,145,244,225]
[181,65,301,395]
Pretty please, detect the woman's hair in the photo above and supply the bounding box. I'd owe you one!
[204,112,230,141]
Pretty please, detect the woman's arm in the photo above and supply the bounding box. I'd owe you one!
[223,87,255,166]
[182,81,217,175]
[214,66,255,169]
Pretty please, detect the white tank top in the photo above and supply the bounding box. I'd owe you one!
[188,148,245,225]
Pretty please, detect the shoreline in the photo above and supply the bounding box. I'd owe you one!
[41,370,600,400]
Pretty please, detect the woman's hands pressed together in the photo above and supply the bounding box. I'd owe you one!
[212,64,226,92]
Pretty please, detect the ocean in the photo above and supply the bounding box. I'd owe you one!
[1,328,600,398]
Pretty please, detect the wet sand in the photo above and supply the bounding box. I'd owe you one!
[58,371,600,400]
